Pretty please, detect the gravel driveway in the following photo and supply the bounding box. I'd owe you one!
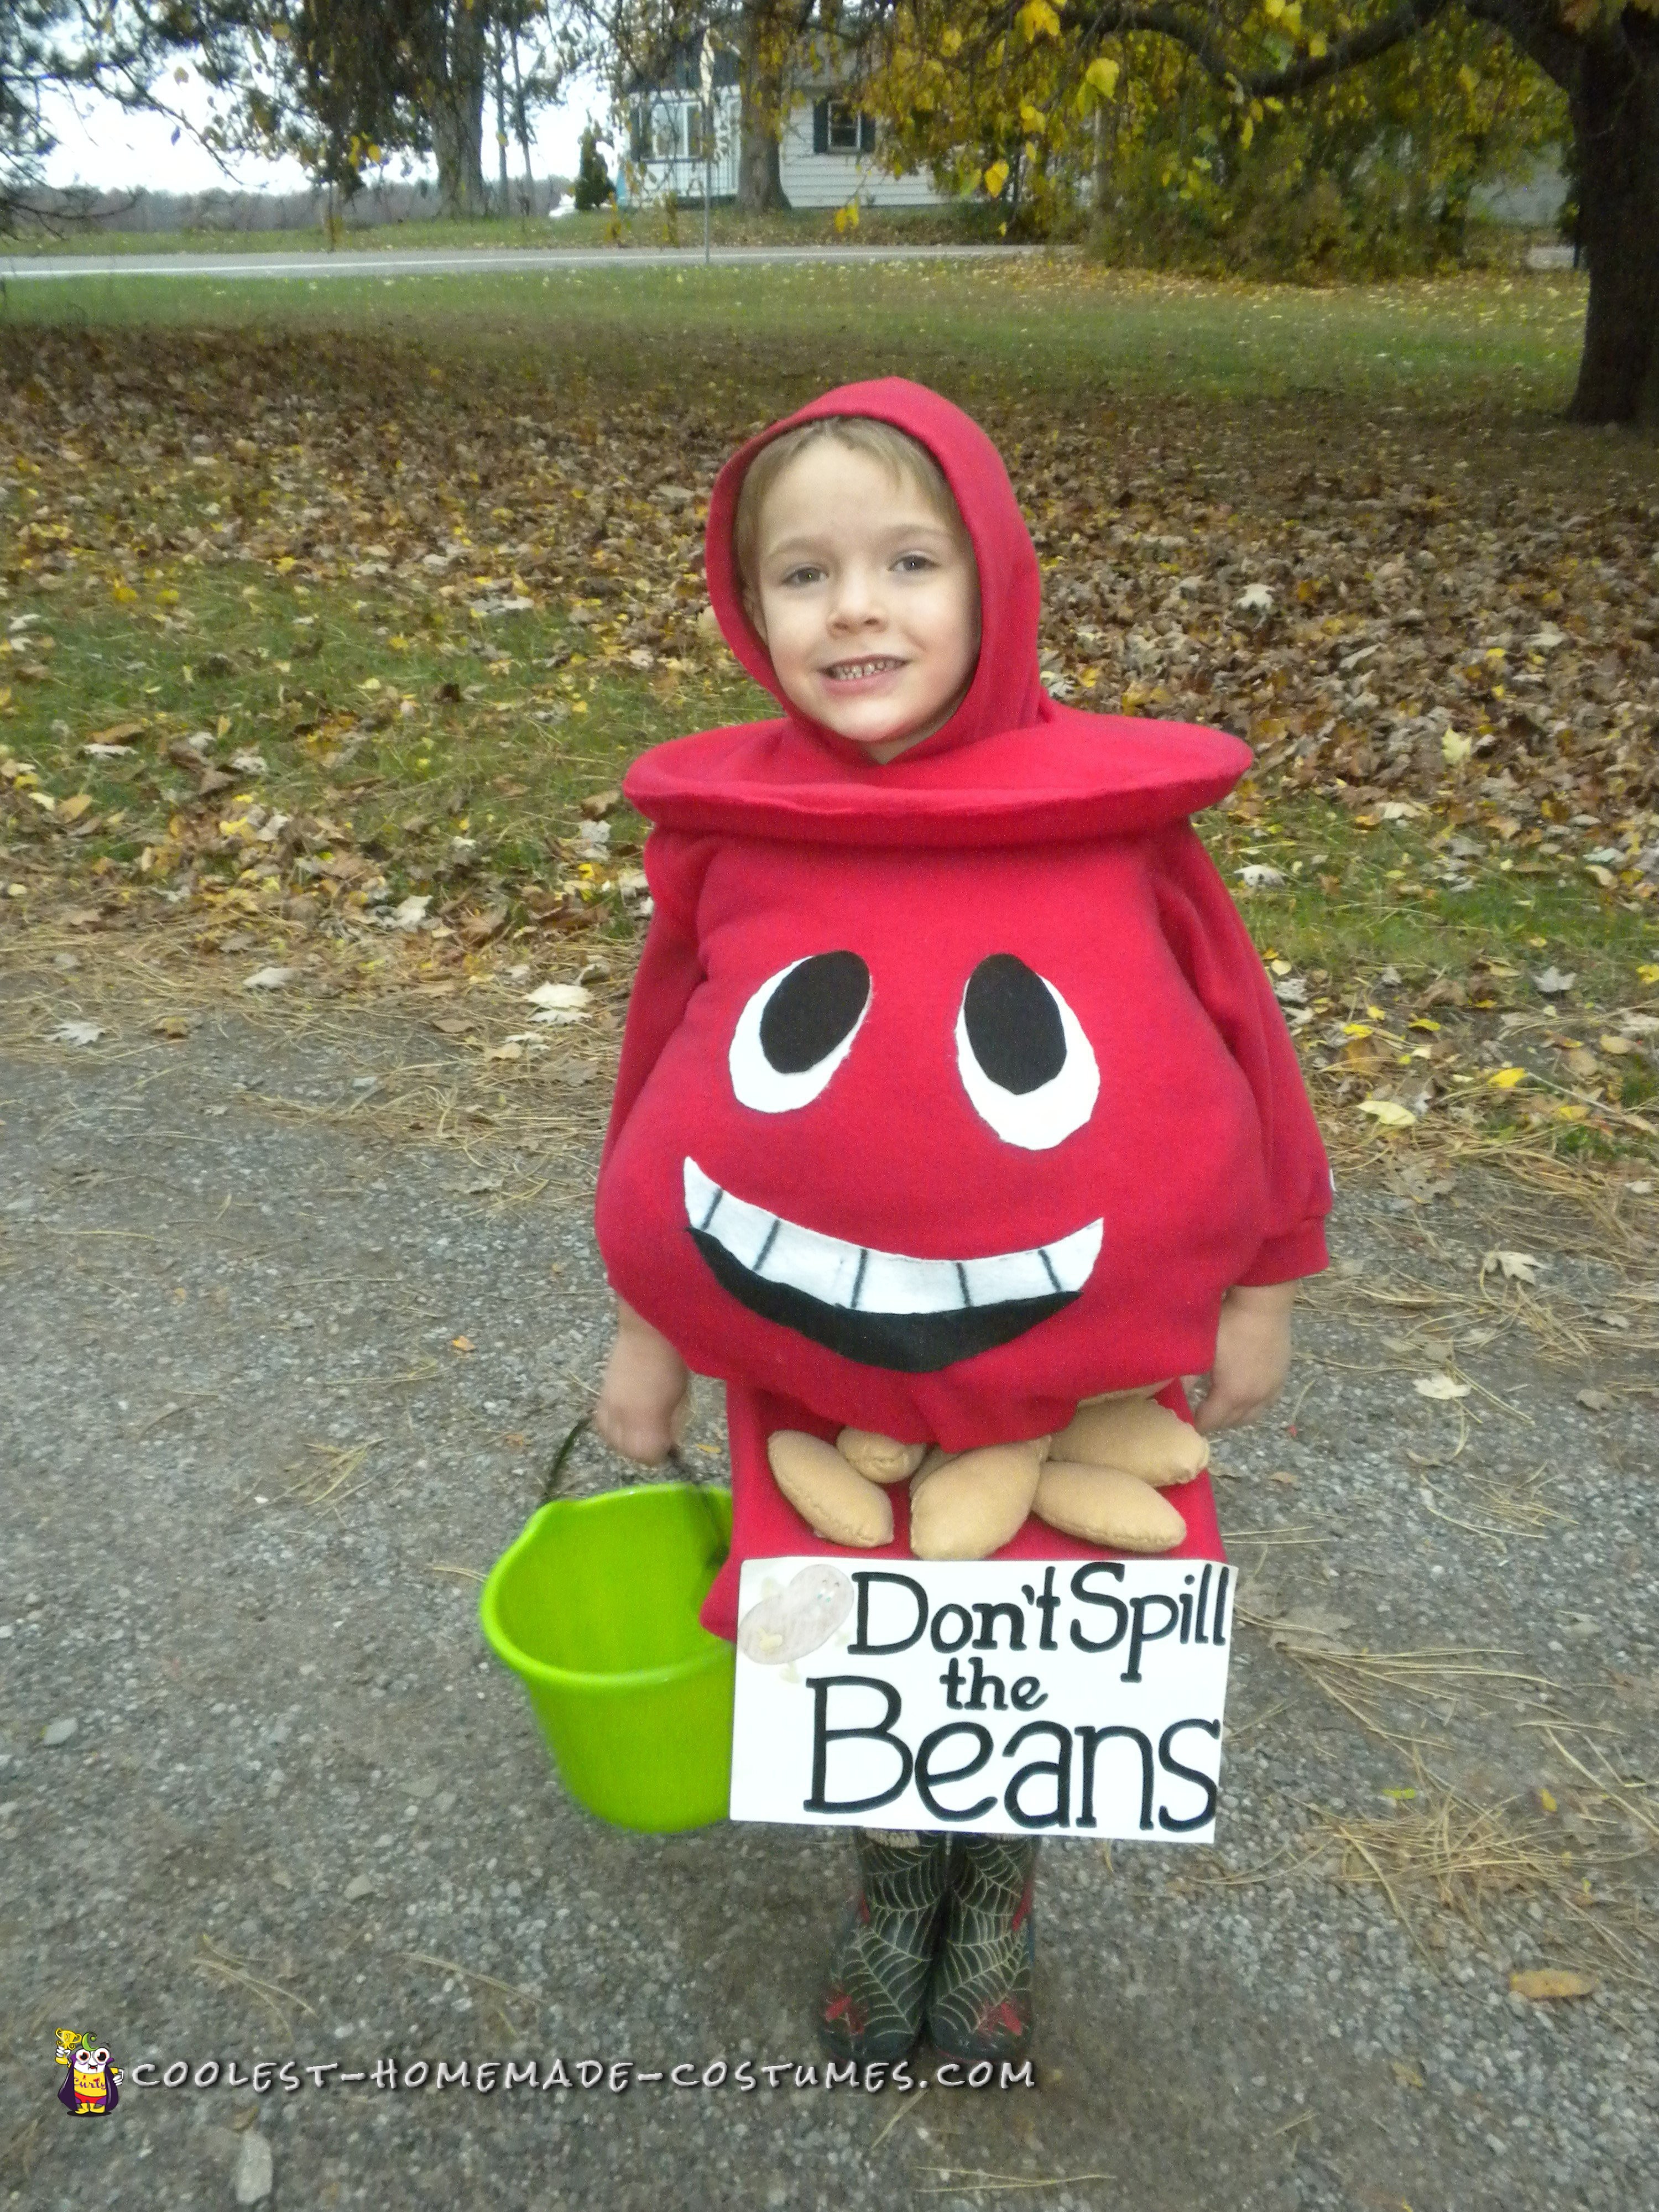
[3,989,1655,2211]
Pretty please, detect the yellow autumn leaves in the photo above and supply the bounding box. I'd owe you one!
[904,0,1509,241]
[1076,55,1121,113]
[1015,0,1062,39]
[967,50,1124,190]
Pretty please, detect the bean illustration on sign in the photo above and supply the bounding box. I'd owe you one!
[731,1556,1230,1839]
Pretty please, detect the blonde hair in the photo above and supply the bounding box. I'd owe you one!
[733,416,966,602]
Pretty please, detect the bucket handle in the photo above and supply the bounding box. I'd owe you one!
[666,1445,732,1570]
[540,1412,591,1504]
[540,1416,729,1570]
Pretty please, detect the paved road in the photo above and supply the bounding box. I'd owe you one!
[2,243,1043,284]
[2,964,1655,2210]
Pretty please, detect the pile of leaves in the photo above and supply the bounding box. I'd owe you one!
[0,305,1653,1160]
[4,316,1654,827]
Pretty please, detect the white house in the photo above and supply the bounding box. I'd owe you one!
[617,47,950,211]
[778,91,948,209]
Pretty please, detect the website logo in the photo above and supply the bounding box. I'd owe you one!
[56,2032,122,2117]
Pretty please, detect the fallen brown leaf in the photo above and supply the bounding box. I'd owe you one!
[1509,1968,1597,2002]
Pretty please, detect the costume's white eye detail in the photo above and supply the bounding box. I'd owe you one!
[731,952,872,1113]
[956,954,1098,1150]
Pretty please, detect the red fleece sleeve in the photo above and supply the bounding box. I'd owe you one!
[597,829,712,1186]
[1154,825,1332,1285]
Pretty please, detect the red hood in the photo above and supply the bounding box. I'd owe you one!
[629,377,1250,844]
[707,375,1044,761]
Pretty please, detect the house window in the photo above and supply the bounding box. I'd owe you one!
[652,103,685,161]
[687,103,713,161]
[812,99,877,155]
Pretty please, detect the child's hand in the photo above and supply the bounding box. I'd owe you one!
[1192,1281,1296,1436]
[592,1298,692,1465]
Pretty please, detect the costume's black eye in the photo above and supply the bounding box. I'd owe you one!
[760,952,869,1072]
[962,954,1066,1092]
[956,954,1098,1149]
[731,952,871,1112]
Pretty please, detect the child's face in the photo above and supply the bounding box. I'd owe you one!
[747,441,980,762]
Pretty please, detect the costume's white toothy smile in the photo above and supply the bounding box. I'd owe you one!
[684,1156,1102,1373]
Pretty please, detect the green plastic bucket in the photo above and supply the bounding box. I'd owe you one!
[479,1483,734,1833]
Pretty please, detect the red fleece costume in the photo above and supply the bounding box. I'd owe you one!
[595,379,1331,1640]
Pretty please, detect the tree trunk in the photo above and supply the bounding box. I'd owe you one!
[1092,102,1112,221]
[738,101,789,211]
[737,1,792,213]
[493,17,510,214]
[431,1,488,219]
[510,29,536,215]
[1568,19,1659,423]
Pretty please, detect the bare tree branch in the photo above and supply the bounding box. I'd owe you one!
[1069,0,1459,98]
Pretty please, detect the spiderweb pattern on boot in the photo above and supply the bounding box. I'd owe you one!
[927,1835,1037,2062]
[820,1829,952,2063]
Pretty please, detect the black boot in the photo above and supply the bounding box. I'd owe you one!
[819,1828,952,2063]
[926,1834,1038,2063]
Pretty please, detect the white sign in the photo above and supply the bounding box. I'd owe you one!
[731,1557,1232,1842]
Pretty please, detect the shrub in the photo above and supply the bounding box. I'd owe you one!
[573,128,614,212]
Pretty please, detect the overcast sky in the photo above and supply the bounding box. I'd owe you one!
[40,70,599,196]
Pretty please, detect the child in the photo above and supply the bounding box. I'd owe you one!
[591,378,1330,2067]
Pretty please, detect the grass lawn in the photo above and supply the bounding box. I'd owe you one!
[1,258,1653,1166]
[0,254,1593,404]
[2,201,1010,258]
